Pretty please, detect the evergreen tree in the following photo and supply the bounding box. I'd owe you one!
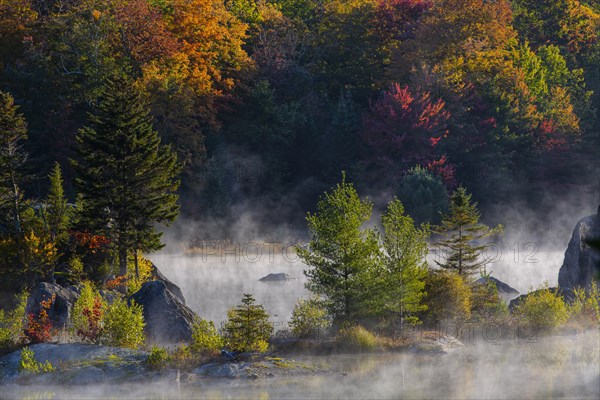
[397,166,449,226]
[378,198,429,327]
[433,186,502,278]
[73,76,181,277]
[42,162,70,243]
[0,91,28,237]
[297,173,381,323]
[224,294,273,352]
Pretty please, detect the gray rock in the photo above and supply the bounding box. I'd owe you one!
[26,283,80,328]
[129,280,198,344]
[193,362,249,378]
[558,212,600,291]
[474,276,520,303]
[259,273,291,282]
[66,365,106,384]
[410,333,463,354]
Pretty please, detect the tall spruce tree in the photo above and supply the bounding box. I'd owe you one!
[433,186,502,278]
[379,198,429,327]
[73,76,181,277]
[297,173,381,323]
[0,91,28,237]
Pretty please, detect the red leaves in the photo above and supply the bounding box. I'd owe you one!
[25,295,54,344]
[77,296,104,343]
[72,231,110,253]
[362,83,450,168]
[536,119,568,151]
[114,0,178,66]
[427,156,456,187]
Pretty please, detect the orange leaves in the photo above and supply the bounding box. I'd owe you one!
[72,231,110,253]
[25,295,54,344]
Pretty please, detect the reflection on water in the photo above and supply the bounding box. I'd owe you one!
[3,331,599,399]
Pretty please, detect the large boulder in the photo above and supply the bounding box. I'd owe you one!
[26,282,80,329]
[558,209,600,291]
[149,262,186,304]
[129,280,198,344]
[474,276,520,303]
[259,273,291,282]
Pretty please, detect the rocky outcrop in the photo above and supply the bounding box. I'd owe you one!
[259,273,291,282]
[26,283,80,328]
[0,343,147,383]
[474,276,520,303]
[558,210,600,291]
[508,287,573,312]
[149,262,186,304]
[129,280,198,344]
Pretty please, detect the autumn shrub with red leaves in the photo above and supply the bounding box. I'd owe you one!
[24,295,54,344]
[77,296,105,343]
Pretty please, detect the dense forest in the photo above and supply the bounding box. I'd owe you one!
[1,0,598,224]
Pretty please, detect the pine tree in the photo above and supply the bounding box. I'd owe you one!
[0,91,28,237]
[297,173,381,323]
[42,162,70,243]
[224,294,273,352]
[379,198,429,327]
[433,186,502,278]
[73,76,182,277]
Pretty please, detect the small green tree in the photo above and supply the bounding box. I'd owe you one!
[289,297,330,338]
[433,186,502,278]
[224,294,272,352]
[0,291,27,351]
[297,174,381,323]
[378,198,429,327]
[41,163,70,244]
[471,276,508,321]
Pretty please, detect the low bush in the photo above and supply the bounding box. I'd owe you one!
[423,270,472,325]
[289,297,330,338]
[0,291,27,351]
[569,281,600,328]
[336,325,379,351]
[514,284,569,333]
[25,295,54,344]
[71,281,106,343]
[146,346,169,371]
[19,346,54,373]
[191,319,223,354]
[471,278,508,322]
[102,298,145,349]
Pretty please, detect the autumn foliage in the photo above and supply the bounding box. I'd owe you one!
[25,295,54,344]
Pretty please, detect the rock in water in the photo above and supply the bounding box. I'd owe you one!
[558,209,600,291]
[474,276,520,303]
[26,282,80,329]
[259,273,291,282]
[129,280,198,344]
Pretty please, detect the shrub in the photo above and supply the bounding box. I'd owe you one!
[19,346,54,373]
[68,257,84,281]
[191,319,223,353]
[126,255,154,295]
[471,278,508,322]
[289,297,330,338]
[71,281,106,343]
[336,325,379,351]
[146,346,169,371]
[25,295,54,344]
[514,284,568,333]
[423,270,472,325]
[568,281,600,328]
[224,294,273,353]
[102,298,145,349]
[0,291,27,351]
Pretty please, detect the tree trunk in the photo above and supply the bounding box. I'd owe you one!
[119,247,128,277]
[134,249,139,279]
[11,173,21,237]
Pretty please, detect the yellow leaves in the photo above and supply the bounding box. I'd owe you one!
[92,9,102,21]
[24,231,57,261]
